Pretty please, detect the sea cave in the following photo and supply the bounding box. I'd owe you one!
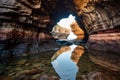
[0,0,120,80]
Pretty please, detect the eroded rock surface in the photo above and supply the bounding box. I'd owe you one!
[87,33,120,53]
[0,0,58,55]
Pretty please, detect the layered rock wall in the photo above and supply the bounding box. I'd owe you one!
[74,0,120,34]
[74,0,120,53]
[0,0,58,55]
[87,33,120,53]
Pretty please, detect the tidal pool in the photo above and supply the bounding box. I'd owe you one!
[0,44,119,80]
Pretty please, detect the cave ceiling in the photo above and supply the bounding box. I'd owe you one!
[0,0,120,34]
[42,0,120,34]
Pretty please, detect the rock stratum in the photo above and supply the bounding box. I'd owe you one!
[74,0,120,53]
[0,0,120,55]
[0,0,58,55]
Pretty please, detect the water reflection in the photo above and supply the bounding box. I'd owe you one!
[88,50,120,72]
[51,44,84,80]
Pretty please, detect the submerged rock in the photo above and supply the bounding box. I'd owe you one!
[80,71,113,80]
[0,75,13,80]
[88,50,120,73]
[39,75,59,80]
[87,71,112,80]
[16,59,27,65]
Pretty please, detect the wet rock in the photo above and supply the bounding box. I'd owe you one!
[22,54,28,57]
[16,75,27,80]
[8,72,16,76]
[16,70,30,76]
[0,75,13,80]
[32,63,41,68]
[39,75,59,80]
[39,75,49,80]
[32,63,45,68]
[13,43,28,55]
[89,51,120,72]
[31,74,40,80]
[50,76,59,80]
[80,75,87,80]
[28,42,40,54]
[25,69,42,75]
[87,71,112,80]
[87,33,120,53]
[16,59,27,65]
[15,67,23,71]
[80,71,113,80]
[25,63,31,66]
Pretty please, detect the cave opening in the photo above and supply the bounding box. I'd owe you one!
[51,14,86,45]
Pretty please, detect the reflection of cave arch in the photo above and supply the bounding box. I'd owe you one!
[51,45,84,80]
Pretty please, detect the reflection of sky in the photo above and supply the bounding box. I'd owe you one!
[51,44,78,80]
[57,14,77,40]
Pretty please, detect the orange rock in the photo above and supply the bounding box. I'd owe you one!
[70,22,84,40]
[71,46,84,63]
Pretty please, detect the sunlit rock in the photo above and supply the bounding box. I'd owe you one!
[51,25,70,39]
[51,14,84,41]
[70,22,84,40]
[74,0,120,34]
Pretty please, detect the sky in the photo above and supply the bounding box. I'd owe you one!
[57,14,77,40]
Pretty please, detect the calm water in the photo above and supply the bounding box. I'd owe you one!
[51,44,84,80]
[0,44,120,80]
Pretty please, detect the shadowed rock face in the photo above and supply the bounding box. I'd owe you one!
[74,0,120,34]
[0,0,58,55]
[87,33,120,53]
